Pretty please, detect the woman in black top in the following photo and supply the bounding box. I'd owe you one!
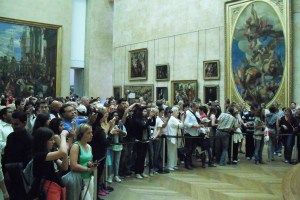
[133,105,153,178]
[30,127,68,199]
[278,108,297,164]
[90,111,110,197]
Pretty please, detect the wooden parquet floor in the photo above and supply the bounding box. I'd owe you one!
[103,155,294,200]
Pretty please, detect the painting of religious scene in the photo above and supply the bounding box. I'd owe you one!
[203,60,219,80]
[0,18,59,98]
[232,1,286,104]
[124,85,153,104]
[171,80,197,105]
[129,48,148,80]
[231,2,284,105]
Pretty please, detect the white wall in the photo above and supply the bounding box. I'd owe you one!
[113,0,226,105]
[113,0,300,106]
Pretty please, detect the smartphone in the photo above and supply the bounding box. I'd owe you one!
[93,160,100,166]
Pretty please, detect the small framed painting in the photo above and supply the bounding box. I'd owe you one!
[203,60,220,80]
[204,85,219,104]
[156,64,169,81]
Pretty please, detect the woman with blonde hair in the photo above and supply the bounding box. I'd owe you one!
[69,123,97,200]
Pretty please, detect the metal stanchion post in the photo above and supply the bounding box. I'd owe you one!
[162,137,166,171]
[94,169,97,200]
[292,135,298,163]
[230,134,233,164]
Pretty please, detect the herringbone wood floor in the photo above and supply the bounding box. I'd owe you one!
[103,154,294,200]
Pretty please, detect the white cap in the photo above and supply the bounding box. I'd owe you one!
[77,104,87,114]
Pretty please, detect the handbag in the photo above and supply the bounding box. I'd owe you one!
[61,142,84,200]
[177,129,189,157]
[61,171,84,200]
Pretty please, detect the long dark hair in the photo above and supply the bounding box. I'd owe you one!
[49,118,62,135]
[92,111,104,130]
[33,127,54,154]
[33,113,50,136]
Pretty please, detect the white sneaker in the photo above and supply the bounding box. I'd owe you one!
[149,172,154,177]
[107,176,113,183]
[173,166,178,170]
[141,173,149,178]
[277,153,282,157]
[168,167,175,171]
[136,174,143,179]
[114,176,122,183]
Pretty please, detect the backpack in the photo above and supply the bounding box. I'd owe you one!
[22,159,47,200]
[22,159,34,194]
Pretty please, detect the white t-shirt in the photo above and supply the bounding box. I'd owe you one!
[154,116,164,137]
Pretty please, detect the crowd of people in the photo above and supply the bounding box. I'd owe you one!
[0,94,299,200]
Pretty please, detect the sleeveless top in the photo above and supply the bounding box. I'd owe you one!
[76,142,93,179]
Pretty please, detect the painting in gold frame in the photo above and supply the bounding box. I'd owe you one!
[0,17,62,98]
[124,84,153,104]
[171,80,197,105]
[129,48,148,81]
[225,0,291,107]
[203,60,220,80]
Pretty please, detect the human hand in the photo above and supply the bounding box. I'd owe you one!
[61,130,69,137]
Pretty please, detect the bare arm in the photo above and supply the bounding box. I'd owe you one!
[45,130,68,170]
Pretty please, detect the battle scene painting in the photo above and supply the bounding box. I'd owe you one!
[231,2,284,105]
[0,18,59,98]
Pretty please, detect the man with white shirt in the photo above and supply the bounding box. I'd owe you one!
[0,107,14,150]
[184,102,202,169]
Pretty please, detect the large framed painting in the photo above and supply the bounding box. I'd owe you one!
[156,87,168,100]
[113,86,122,100]
[156,64,169,81]
[129,48,148,81]
[171,80,197,105]
[225,0,291,107]
[124,85,153,104]
[203,60,220,80]
[0,17,62,98]
[204,85,219,104]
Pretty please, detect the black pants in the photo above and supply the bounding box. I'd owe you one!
[184,134,197,166]
[135,143,147,174]
[96,158,106,192]
[119,139,135,175]
[245,132,255,158]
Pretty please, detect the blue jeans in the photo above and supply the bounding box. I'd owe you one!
[267,135,276,161]
[148,141,154,172]
[153,138,163,171]
[109,150,122,176]
[216,129,230,165]
[254,138,264,162]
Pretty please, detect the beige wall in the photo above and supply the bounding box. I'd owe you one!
[0,0,73,97]
[85,0,113,98]
[113,0,300,106]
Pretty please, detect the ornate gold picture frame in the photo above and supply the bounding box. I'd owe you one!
[156,64,169,81]
[0,17,62,97]
[171,80,197,105]
[225,0,291,107]
[124,84,153,103]
[129,48,148,81]
[203,60,220,80]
